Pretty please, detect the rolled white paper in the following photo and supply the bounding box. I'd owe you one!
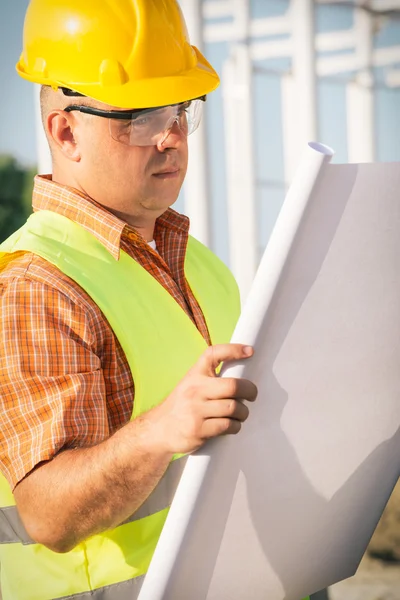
[139,143,400,600]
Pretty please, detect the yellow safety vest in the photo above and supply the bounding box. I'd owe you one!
[0,210,241,600]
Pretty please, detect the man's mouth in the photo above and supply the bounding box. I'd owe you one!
[152,168,180,179]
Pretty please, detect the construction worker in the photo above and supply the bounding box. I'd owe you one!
[0,1,259,598]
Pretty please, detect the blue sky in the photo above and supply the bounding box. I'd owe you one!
[0,0,35,166]
[1,0,399,263]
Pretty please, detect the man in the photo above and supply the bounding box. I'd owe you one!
[0,1,257,599]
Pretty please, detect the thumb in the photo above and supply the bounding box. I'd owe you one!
[193,344,254,376]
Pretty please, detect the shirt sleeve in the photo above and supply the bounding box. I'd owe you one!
[0,277,112,490]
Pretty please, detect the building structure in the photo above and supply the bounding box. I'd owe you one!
[34,0,400,299]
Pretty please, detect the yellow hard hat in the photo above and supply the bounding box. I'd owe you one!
[16,0,220,108]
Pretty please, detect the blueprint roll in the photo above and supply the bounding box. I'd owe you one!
[138,143,400,600]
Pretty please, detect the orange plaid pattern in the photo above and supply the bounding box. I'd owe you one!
[0,175,211,489]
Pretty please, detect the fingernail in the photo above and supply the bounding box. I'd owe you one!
[243,346,253,356]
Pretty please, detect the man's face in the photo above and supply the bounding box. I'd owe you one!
[69,99,189,224]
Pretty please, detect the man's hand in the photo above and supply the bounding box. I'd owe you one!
[148,344,257,455]
[14,344,256,552]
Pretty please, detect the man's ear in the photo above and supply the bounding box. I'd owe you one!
[46,110,81,162]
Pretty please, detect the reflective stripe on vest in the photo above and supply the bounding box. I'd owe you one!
[0,456,187,545]
[0,211,240,600]
[58,576,145,599]
[0,506,34,545]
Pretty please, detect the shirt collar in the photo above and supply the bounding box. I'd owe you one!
[32,175,190,260]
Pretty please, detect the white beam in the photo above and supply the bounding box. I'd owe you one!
[282,0,318,185]
[317,0,400,9]
[204,22,241,43]
[180,0,211,246]
[203,0,232,20]
[291,0,318,141]
[250,15,291,38]
[282,74,300,184]
[372,0,400,10]
[232,0,252,40]
[316,0,364,4]
[373,44,400,66]
[184,125,211,246]
[316,28,355,52]
[317,46,400,77]
[206,25,358,55]
[317,53,359,76]
[250,38,293,61]
[204,11,291,43]
[205,25,293,48]
[386,68,400,86]
[347,80,375,162]
[223,45,258,301]
[347,0,375,163]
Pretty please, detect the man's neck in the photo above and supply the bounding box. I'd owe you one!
[110,209,156,242]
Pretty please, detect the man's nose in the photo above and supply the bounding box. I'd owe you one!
[156,119,185,152]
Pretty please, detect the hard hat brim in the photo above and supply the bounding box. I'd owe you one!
[16,46,220,109]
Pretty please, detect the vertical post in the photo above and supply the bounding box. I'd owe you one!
[346,2,375,163]
[281,74,299,186]
[223,43,257,302]
[34,84,52,174]
[180,0,211,246]
[233,0,251,41]
[283,0,317,184]
[292,0,318,142]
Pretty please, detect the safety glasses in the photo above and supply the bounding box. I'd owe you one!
[64,96,205,147]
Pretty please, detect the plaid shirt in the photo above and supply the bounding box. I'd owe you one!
[0,175,211,489]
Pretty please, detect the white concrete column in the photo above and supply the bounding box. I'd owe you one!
[346,2,375,163]
[34,84,52,174]
[284,0,317,184]
[180,0,211,246]
[222,44,257,302]
[233,0,251,40]
[281,73,299,186]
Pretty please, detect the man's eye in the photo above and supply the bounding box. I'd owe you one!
[132,116,150,128]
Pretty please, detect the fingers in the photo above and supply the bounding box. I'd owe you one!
[204,377,258,403]
[199,395,252,442]
[194,344,254,376]
[201,417,242,439]
[203,398,250,422]
[160,344,258,453]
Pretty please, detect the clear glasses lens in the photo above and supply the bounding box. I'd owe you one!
[109,99,204,146]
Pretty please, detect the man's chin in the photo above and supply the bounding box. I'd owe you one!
[141,196,180,214]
